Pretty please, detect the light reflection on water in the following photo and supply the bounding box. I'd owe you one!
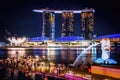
[47,48,56,60]
[7,48,26,58]
[6,48,81,64]
[0,47,120,80]
[0,47,119,64]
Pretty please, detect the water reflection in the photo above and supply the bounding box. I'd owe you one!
[0,47,119,80]
[5,48,97,65]
[47,48,56,60]
[7,48,26,58]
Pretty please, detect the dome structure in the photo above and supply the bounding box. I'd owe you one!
[96,33,120,39]
[55,36,84,42]
[29,36,49,42]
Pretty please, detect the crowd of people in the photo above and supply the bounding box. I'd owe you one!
[0,54,91,80]
[0,55,66,75]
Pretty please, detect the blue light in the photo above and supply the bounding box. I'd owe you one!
[96,33,120,39]
[0,42,6,46]
[55,36,84,42]
[95,58,117,64]
[29,37,49,42]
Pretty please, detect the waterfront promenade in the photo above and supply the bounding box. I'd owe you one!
[0,55,90,80]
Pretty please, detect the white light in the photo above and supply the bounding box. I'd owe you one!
[8,37,26,46]
[73,11,81,13]
[101,38,110,60]
[33,9,95,14]
[54,11,62,13]
[81,9,95,12]
[7,48,25,57]
[33,10,43,13]
[35,55,39,59]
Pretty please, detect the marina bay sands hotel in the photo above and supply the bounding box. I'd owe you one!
[7,8,96,47]
[33,8,95,40]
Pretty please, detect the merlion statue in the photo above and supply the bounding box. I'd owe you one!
[101,38,110,60]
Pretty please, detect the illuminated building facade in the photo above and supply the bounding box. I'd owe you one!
[81,10,94,40]
[61,12,74,37]
[33,9,95,40]
[7,36,27,46]
[42,11,55,40]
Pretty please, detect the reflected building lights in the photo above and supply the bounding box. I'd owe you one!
[47,48,56,60]
[7,48,26,57]
[61,50,66,60]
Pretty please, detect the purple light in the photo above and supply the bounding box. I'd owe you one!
[64,74,87,80]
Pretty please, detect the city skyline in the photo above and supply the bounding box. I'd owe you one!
[0,0,120,41]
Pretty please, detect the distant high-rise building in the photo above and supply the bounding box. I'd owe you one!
[81,9,94,40]
[61,12,74,37]
[42,12,55,40]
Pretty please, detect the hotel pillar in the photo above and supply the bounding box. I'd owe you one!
[42,11,55,40]
[81,9,94,40]
[61,12,74,37]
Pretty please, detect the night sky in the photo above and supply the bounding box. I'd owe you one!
[0,0,120,41]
